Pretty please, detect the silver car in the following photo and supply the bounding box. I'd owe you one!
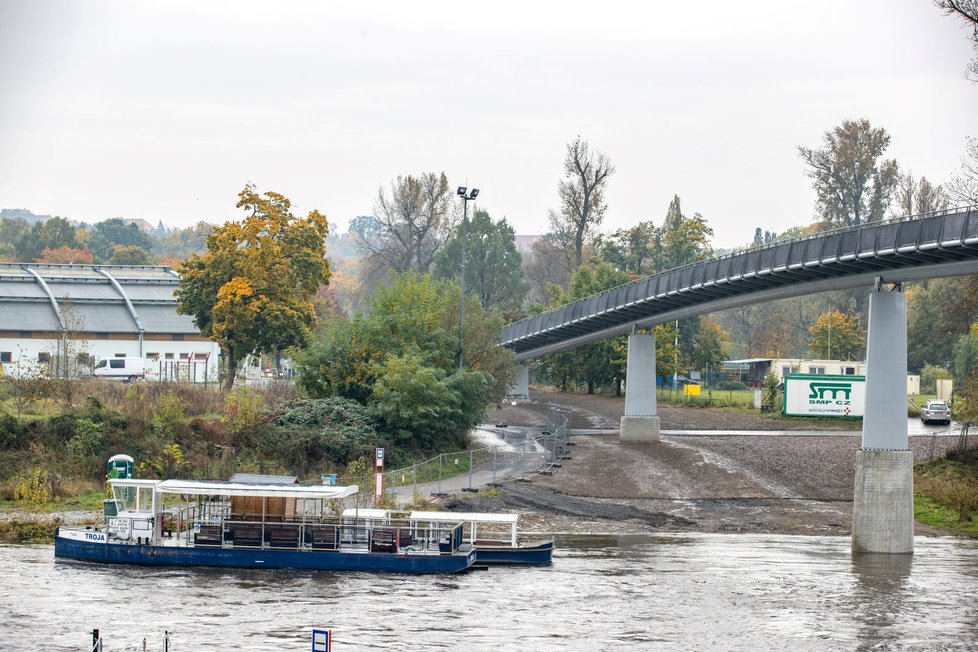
[921,400,951,425]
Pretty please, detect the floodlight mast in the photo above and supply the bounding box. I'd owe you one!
[457,186,479,369]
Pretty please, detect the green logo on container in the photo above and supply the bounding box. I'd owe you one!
[808,382,852,401]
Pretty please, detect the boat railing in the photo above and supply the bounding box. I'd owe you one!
[163,508,466,554]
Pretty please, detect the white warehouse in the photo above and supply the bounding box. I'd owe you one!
[0,263,220,381]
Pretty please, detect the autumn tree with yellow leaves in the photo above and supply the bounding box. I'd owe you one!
[176,185,331,390]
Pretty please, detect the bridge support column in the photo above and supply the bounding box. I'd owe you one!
[507,364,529,400]
[620,331,660,442]
[852,283,913,555]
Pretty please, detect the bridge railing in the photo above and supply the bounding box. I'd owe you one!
[502,204,978,345]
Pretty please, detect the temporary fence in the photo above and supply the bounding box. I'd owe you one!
[344,404,571,507]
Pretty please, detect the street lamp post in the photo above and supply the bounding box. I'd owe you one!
[456,186,479,370]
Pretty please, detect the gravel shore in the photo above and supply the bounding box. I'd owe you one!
[456,389,970,538]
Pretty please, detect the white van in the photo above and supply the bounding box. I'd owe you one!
[92,357,146,382]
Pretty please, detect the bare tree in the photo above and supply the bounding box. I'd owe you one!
[893,172,951,217]
[357,172,458,284]
[934,1,978,80]
[798,119,899,227]
[948,137,978,205]
[548,138,615,270]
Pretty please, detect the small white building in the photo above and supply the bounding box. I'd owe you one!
[0,263,220,381]
[724,357,866,387]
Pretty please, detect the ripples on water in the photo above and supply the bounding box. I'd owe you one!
[2,534,977,651]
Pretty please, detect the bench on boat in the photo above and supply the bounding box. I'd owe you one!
[194,524,224,547]
[266,525,300,549]
[310,525,338,550]
[231,525,263,547]
[370,528,397,553]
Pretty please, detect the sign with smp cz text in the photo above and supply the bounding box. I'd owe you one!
[784,373,865,417]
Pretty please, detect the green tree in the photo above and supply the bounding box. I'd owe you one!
[893,172,950,217]
[294,272,516,453]
[15,217,80,262]
[175,185,331,390]
[808,311,864,360]
[433,209,528,320]
[88,218,154,263]
[0,218,30,261]
[108,245,154,265]
[798,119,899,227]
[908,277,978,372]
[952,324,978,424]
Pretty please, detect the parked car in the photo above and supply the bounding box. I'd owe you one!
[920,399,951,425]
[92,357,146,382]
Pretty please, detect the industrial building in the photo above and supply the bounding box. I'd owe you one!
[0,262,219,381]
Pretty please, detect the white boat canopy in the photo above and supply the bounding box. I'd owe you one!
[145,479,358,500]
[409,511,518,525]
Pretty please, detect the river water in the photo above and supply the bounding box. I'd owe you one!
[2,533,977,651]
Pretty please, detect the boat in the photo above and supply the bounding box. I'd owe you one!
[341,508,555,565]
[55,475,476,574]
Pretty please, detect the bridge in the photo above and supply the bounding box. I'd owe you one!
[499,206,978,556]
[502,207,978,360]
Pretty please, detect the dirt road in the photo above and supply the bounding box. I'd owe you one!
[446,389,960,537]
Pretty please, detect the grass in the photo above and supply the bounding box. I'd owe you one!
[913,450,978,537]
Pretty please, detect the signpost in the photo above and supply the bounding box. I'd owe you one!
[311,628,331,652]
[374,447,385,508]
[783,373,866,417]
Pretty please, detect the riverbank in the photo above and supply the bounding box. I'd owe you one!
[448,388,970,538]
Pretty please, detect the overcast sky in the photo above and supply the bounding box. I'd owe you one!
[1,0,975,249]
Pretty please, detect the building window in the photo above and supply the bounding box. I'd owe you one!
[114,353,127,358]
[782,366,791,379]
[38,352,51,363]
[146,353,159,361]
[165,353,174,360]
[843,367,856,375]
[0,351,11,363]
[172,334,184,341]
[809,366,825,374]
[179,352,190,359]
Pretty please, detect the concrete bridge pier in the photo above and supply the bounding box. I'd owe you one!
[852,282,914,555]
[507,364,529,400]
[620,331,660,442]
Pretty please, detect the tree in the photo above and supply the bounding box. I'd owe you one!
[357,172,457,285]
[37,246,94,264]
[294,272,515,453]
[108,245,154,266]
[893,172,950,217]
[948,137,978,205]
[175,185,331,390]
[908,276,978,372]
[522,234,574,306]
[15,217,80,261]
[934,1,978,80]
[0,218,30,261]
[798,119,899,227]
[87,218,154,263]
[808,311,865,360]
[547,138,615,270]
[432,209,527,320]
[688,317,730,374]
[595,221,659,276]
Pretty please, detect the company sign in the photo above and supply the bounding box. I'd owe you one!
[784,373,865,417]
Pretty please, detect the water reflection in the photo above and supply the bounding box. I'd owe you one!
[851,553,913,649]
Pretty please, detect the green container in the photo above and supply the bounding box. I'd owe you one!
[107,454,134,479]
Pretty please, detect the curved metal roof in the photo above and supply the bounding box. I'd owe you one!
[0,263,200,335]
[501,207,978,361]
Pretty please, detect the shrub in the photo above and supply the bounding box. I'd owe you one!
[715,380,748,391]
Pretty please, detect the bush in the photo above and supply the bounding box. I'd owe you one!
[715,380,748,391]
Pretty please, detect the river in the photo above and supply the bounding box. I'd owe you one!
[2,534,977,651]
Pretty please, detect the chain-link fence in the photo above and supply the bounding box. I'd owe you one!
[344,404,570,507]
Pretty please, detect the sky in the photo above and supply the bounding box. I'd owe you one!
[1,0,975,249]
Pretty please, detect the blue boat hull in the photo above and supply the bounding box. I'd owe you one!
[474,539,554,565]
[55,530,475,575]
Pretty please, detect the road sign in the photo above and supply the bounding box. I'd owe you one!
[312,628,331,652]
